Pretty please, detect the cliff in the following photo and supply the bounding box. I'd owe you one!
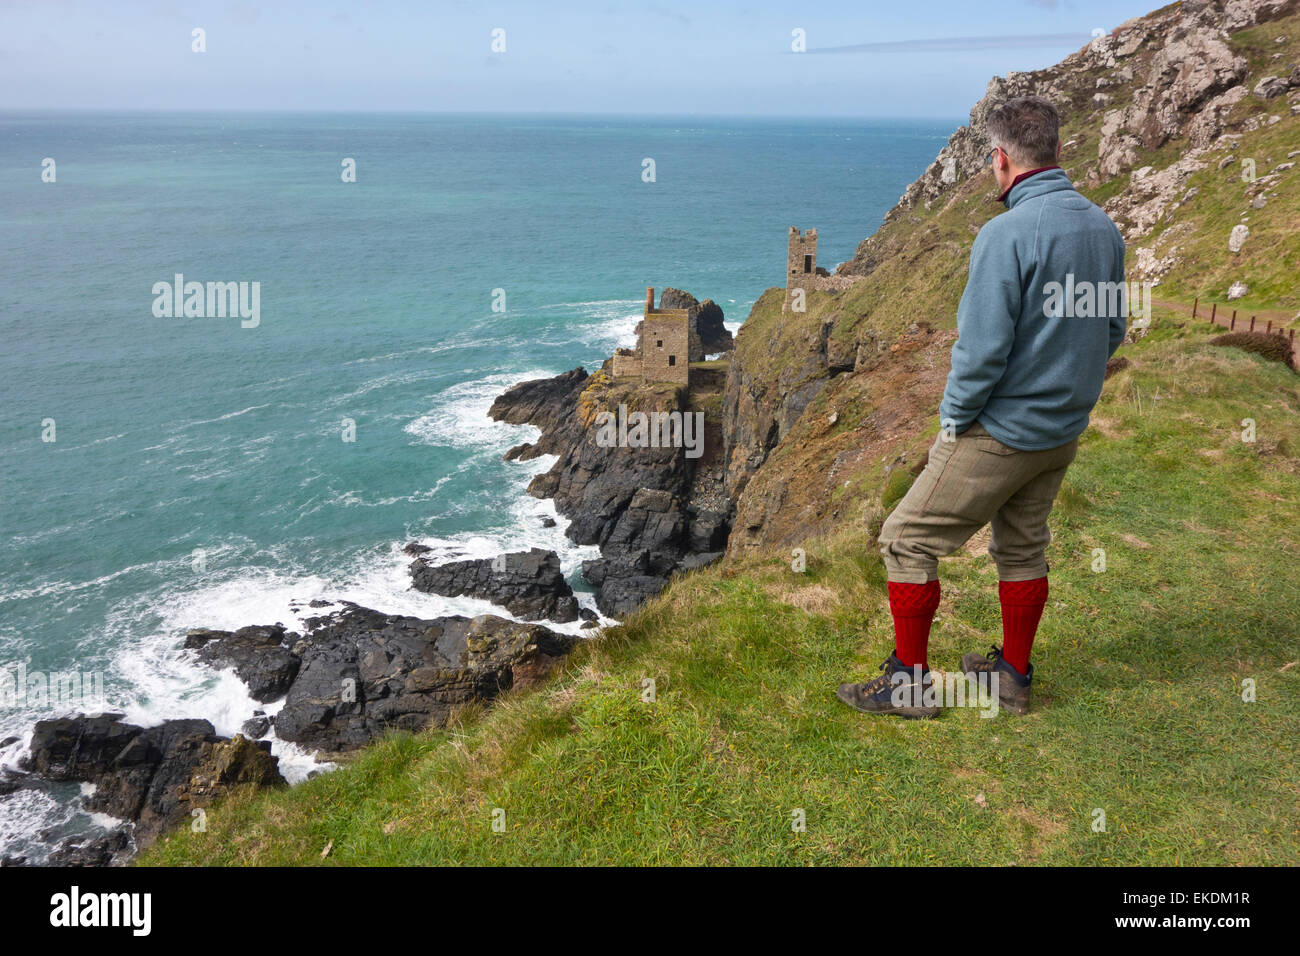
[722,0,1300,552]
[489,352,731,616]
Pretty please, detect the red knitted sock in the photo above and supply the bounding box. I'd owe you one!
[999,577,1048,675]
[887,579,940,670]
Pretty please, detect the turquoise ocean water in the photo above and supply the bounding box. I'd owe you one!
[0,111,953,857]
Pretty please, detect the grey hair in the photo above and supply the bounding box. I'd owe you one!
[986,96,1060,168]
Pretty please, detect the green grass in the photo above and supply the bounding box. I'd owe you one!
[141,328,1300,866]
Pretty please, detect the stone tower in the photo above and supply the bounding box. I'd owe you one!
[784,226,817,312]
[639,287,690,385]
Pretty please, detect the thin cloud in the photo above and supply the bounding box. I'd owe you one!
[803,32,1092,54]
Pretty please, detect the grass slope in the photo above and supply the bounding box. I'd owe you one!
[142,320,1300,866]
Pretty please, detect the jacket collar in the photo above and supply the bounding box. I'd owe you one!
[997,166,1071,207]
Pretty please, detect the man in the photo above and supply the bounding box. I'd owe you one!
[837,96,1126,719]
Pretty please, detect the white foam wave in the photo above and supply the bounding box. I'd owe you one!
[404,370,553,451]
[177,403,272,429]
[342,343,459,366]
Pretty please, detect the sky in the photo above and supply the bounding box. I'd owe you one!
[2,0,1157,117]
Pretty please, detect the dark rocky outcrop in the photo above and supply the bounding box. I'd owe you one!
[21,714,286,853]
[657,287,735,357]
[242,714,272,738]
[490,363,732,616]
[8,602,583,862]
[271,603,579,753]
[184,624,301,702]
[409,548,579,623]
[0,770,27,797]
[47,830,133,867]
[488,366,590,441]
[580,487,686,615]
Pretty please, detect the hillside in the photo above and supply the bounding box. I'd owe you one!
[725,0,1300,552]
[141,0,1300,866]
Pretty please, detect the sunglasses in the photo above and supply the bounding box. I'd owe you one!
[985,146,1001,166]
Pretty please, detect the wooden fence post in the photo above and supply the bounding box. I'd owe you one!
[1266,320,1272,333]
[1210,303,1217,326]
[1193,297,1199,319]
[1250,316,1256,331]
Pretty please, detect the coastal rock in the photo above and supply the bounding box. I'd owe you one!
[679,551,724,571]
[1223,0,1293,32]
[183,734,286,807]
[695,300,733,354]
[185,624,301,702]
[1229,223,1251,251]
[487,367,589,435]
[1186,85,1249,148]
[601,488,685,557]
[408,548,580,623]
[1099,109,1142,178]
[1228,281,1250,299]
[242,714,272,738]
[578,487,689,615]
[0,770,29,796]
[655,288,734,357]
[22,713,140,780]
[859,0,1290,207]
[47,830,133,867]
[1128,27,1247,149]
[727,325,957,554]
[21,714,286,850]
[581,552,673,616]
[272,603,578,753]
[490,364,731,616]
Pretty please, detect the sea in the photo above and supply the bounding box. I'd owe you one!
[0,111,954,861]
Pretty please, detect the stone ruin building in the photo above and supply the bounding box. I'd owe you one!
[612,287,691,386]
[783,227,855,312]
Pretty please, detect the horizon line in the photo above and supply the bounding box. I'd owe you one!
[0,106,969,123]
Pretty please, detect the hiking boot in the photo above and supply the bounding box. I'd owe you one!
[961,645,1033,715]
[836,653,939,719]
